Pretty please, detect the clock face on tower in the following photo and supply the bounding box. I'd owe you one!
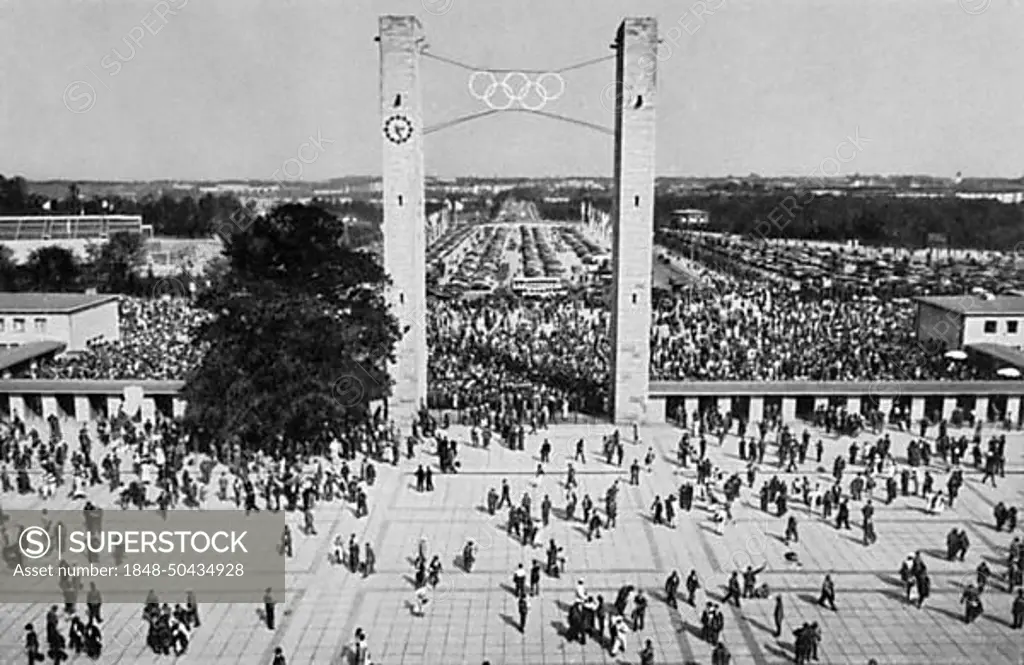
[384,114,414,144]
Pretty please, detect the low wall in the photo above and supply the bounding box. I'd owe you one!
[647,380,1024,426]
[649,380,1024,397]
[0,379,1021,428]
[0,380,185,425]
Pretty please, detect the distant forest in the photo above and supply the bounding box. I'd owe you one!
[4,176,1024,249]
[0,175,384,244]
[562,190,1024,250]
[653,193,1024,250]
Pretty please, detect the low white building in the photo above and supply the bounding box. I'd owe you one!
[0,293,120,352]
[916,295,1024,350]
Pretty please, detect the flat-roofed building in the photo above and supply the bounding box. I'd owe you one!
[915,295,1024,350]
[671,209,710,229]
[0,293,120,352]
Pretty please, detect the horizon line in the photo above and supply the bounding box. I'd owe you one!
[7,172,1022,185]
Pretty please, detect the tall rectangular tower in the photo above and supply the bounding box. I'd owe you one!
[379,16,427,421]
[609,18,657,423]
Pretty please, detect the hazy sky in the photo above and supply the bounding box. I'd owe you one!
[2,0,1022,181]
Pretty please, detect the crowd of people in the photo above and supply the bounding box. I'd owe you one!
[427,298,607,415]
[33,298,210,381]
[0,404,398,665]
[0,360,1021,663]
[9,244,1009,420]
[649,271,984,382]
[0,224,1019,663]
[424,278,989,416]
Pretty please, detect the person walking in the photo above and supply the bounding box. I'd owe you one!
[1012,589,1024,629]
[773,595,784,638]
[610,615,628,657]
[639,639,654,665]
[817,575,837,611]
[711,640,731,665]
[513,564,527,597]
[916,573,931,609]
[263,588,276,630]
[686,569,701,606]
[517,594,530,633]
[631,591,648,631]
[664,570,680,609]
[413,586,429,616]
[529,560,541,596]
[723,572,742,607]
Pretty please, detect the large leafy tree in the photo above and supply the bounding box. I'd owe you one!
[87,232,147,293]
[23,246,81,292]
[182,204,401,455]
[0,245,19,291]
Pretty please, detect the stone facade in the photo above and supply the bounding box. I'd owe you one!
[609,18,658,423]
[380,15,428,421]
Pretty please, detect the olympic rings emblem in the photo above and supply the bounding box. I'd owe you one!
[468,71,565,111]
[384,114,414,145]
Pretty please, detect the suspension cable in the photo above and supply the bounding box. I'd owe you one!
[424,108,612,136]
[424,109,502,135]
[422,50,614,76]
[419,50,617,137]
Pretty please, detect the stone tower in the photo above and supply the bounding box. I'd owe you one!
[609,18,657,423]
[379,15,427,421]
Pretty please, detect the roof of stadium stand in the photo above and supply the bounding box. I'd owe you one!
[0,293,118,314]
[914,295,1024,316]
[966,343,1024,370]
[0,341,67,372]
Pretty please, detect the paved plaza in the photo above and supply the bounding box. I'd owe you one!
[0,419,1022,665]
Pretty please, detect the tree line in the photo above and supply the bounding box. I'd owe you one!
[0,176,249,238]
[654,193,1024,249]
[9,174,1024,249]
[487,188,1024,250]
[0,233,190,296]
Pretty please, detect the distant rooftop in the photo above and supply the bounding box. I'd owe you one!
[0,293,119,314]
[915,295,1024,316]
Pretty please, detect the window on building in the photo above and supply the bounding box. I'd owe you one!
[33,318,46,333]
[1008,320,1019,334]
[12,319,25,333]
[984,320,997,334]
[0,320,6,333]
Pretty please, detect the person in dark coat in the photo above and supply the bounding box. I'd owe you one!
[711,640,731,665]
[961,584,983,623]
[612,585,632,615]
[639,639,655,665]
[916,573,931,609]
[263,588,276,630]
[664,570,680,609]
[186,590,200,628]
[773,595,784,637]
[686,569,701,605]
[25,624,41,665]
[83,620,101,659]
